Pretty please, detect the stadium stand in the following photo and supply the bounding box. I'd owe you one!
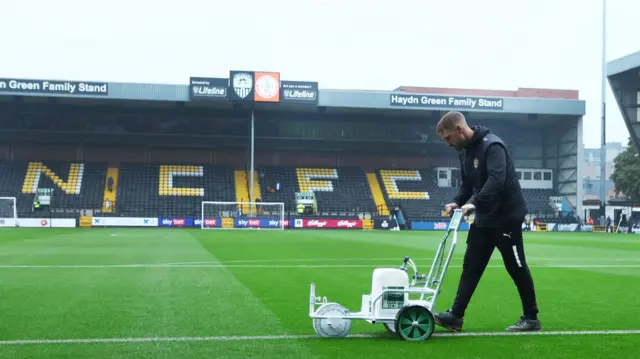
[113,164,236,218]
[258,166,297,214]
[522,189,557,214]
[259,166,378,218]
[374,167,564,223]
[0,158,570,224]
[377,168,454,222]
[49,162,106,214]
[0,161,34,216]
[0,161,106,218]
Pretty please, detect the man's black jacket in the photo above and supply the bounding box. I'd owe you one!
[452,125,528,227]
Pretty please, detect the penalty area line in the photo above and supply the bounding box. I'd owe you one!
[2,330,640,345]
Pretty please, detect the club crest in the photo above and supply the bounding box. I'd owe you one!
[232,73,253,99]
[255,74,280,99]
[473,158,479,169]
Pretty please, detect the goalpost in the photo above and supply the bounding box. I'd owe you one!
[0,197,18,228]
[200,201,286,230]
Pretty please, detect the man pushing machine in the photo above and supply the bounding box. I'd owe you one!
[433,111,541,332]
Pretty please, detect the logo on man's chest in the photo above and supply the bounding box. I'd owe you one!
[473,158,479,169]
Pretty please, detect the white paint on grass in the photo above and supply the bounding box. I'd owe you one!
[188,257,640,264]
[1,263,640,269]
[1,330,640,345]
[4,256,639,267]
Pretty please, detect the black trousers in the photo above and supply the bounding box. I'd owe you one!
[450,221,539,318]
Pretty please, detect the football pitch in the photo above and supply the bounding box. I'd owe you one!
[1,228,639,359]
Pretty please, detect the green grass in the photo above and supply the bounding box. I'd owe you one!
[1,228,639,358]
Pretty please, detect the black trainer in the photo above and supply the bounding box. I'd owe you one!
[506,316,542,332]
[433,309,464,332]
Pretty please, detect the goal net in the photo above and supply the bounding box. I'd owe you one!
[0,197,18,228]
[200,201,285,230]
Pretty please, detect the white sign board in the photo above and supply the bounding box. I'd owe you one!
[92,217,158,227]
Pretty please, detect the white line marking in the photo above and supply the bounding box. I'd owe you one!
[0,264,639,269]
[199,257,640,264]
[1,330,639,345]
[7,256,637,265]
[3,256,639,266]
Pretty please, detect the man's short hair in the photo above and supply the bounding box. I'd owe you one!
[436,111,466,134]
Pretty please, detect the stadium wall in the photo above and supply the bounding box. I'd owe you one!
[0,76,587,223]
[554,116,583,217]
[0,78,586,116]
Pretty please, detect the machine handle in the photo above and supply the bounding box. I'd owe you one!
[400,256,410,271]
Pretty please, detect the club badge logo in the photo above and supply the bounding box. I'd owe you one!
[232,73,253,99]
[255,74,280,100]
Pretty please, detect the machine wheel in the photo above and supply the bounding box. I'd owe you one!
[394,305,435,341]
[312,303,352,338]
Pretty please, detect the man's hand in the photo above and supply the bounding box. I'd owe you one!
[444,203,459,214]
[461,203,476,216]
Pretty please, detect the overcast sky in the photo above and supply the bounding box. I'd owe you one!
[1,0,637,149]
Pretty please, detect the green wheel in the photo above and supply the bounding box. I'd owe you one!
[394,305,435,341]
